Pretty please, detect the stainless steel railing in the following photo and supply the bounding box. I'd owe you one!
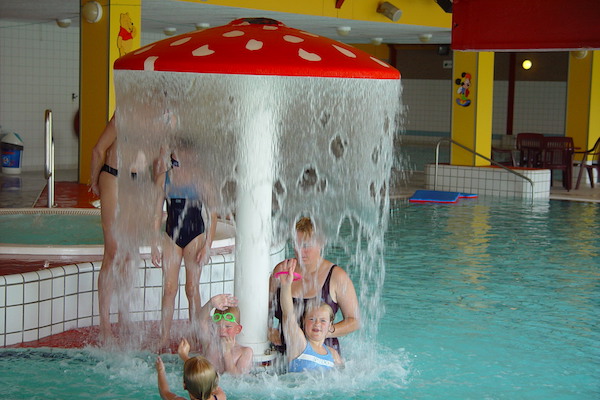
[44,109,55,208]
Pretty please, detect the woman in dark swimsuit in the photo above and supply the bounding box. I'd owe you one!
[269,217,361,354]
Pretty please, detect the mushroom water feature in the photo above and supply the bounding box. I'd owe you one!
[112,18,401,362]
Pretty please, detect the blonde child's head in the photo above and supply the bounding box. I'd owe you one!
[183,356,219,400]
[219,306,241,324]
[304,299,335,324]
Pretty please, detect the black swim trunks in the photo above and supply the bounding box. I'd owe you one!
[100,164,118,177]
[166,198,205,248]
[100,164,139,180]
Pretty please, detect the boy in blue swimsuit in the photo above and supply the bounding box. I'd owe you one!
[278,259,344,372]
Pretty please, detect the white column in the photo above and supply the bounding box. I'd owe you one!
[234,106,274,361]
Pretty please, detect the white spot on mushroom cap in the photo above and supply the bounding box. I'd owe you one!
[223,30,244,37]
[263,25,278,31]
[134,45,154,55]
[284,35,304,43]
[170,37,191,46]
[332,44,356,58]
[144,56,159,71]
[192,45,215,57]
[370,56,390,68]
[299,48,321,62]
[246,39,263,51]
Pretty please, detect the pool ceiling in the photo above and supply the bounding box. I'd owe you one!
[0,0,451,45]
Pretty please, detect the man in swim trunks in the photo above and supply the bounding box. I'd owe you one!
[152,146,217,351]
[90,114,129,342]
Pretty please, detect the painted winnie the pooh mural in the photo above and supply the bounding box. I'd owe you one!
[117,12,137,56]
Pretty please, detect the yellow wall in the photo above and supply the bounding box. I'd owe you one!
[451,51,494,166]
[566,50,600,159]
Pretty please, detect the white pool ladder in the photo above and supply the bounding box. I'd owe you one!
[44,109,55,208]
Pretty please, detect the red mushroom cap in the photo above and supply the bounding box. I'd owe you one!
[114,18,400,79]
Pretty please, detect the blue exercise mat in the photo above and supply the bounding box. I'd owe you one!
[409,190,477,203]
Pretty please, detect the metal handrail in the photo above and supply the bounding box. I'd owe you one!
[434,138,535,201]
[44,109,55,208]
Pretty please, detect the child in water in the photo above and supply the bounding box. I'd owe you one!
[156,354,226,400]
[179,294,253,375]
[278,259,344,372]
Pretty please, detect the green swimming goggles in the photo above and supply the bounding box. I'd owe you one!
[212,312,237,324]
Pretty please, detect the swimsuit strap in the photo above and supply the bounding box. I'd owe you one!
[320,264,339,314]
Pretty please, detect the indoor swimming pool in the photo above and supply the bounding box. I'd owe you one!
[1,197,598,399]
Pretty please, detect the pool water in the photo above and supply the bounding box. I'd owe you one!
[2,198,599,399]
[0,214,102,245]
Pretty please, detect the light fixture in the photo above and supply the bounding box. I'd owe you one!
[522,59,532,70]
[571,50,588,59]
[371,37,383,46]
[377,2,402,22]
[336,26,351,36]
[163,27,177,36]
[195,22,210,30]
[56,18,71,28]
[418,33,433,43]
[82,1,103,23]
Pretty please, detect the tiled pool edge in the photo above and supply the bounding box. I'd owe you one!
[425,164,551,199]
[0,249,285,347]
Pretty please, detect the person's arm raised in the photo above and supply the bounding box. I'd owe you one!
[279,259,306,360]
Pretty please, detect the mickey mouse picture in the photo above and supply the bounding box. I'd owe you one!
[455,72,472,107]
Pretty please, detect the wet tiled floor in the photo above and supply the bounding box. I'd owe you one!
[0,169,98,208]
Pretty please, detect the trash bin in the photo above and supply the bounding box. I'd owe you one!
[1,132,24,174]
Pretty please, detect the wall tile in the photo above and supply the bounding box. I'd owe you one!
[6,284,23,306]
[23,281,39,303]
[23,303,38,330]
[6,305,23,333]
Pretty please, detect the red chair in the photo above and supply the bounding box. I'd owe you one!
[542,136,574,191]
[516,133,544,167]
[574,137,600,189]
